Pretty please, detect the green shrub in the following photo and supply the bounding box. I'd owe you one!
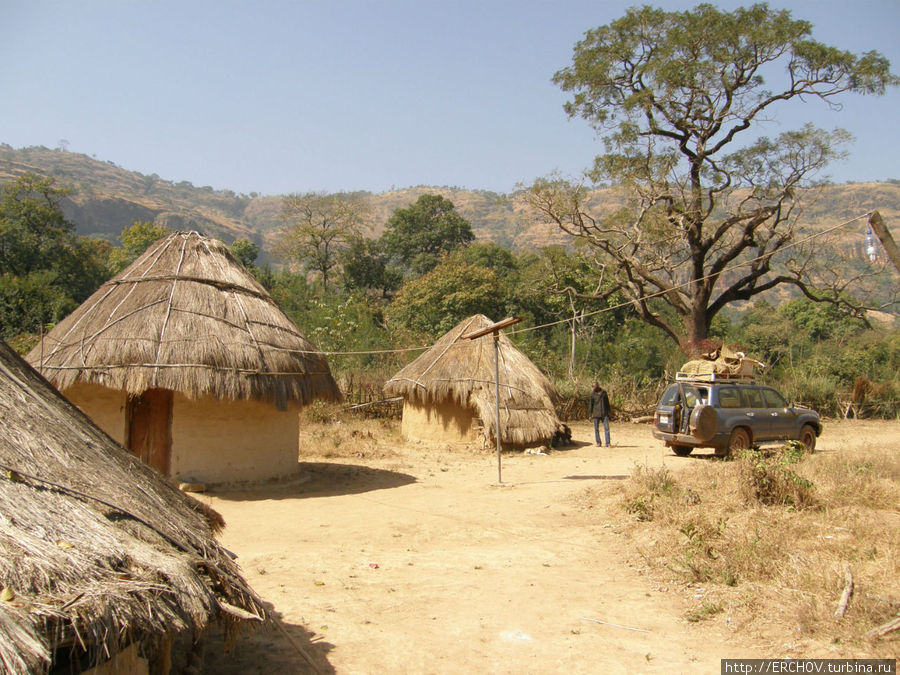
[736,444,816,509]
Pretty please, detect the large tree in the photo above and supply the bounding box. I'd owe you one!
[340,236,403,299]
[381,194,475,275]
[527,3,897,348]
[277,192,369,292]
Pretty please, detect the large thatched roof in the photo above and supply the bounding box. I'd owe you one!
[0,339,265,673]
[383,314,560,446]
[27,231,341,408]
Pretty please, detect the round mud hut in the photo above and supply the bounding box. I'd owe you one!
[26,230,342,485]
[383,314,561,447]
[0,339,265,674]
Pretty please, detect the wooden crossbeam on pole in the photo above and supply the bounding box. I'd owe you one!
[463,317,524,484]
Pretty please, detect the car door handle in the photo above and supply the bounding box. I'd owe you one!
[747,412,754,417]
[771,413,778,417]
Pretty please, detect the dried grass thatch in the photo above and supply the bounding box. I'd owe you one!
[383,314,560,446]
[27,231,341,409]
[0,339,265,674]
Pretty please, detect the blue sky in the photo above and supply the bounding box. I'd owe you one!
[2,0,899,196]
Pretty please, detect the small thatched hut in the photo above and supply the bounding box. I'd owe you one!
[26,231,341,485]
[0,339,265,674]
[383,314,561,447]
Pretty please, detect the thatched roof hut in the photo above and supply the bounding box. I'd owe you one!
[26,230,341,484]
[383,314,560,447]
[0,339,265,674]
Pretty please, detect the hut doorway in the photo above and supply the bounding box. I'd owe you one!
[126,389,173,475]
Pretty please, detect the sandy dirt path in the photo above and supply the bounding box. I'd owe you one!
[199,419,894,674]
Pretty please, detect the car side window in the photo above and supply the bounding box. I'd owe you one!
[744,387,765,408]
[762,388,787,408]
[718,386,742,408]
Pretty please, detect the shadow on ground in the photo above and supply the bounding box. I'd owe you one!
[208,462,417,502]
[545,439,594,452]
[203,601,335,674]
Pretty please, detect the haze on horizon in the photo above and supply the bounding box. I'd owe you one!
[2,0,899,197]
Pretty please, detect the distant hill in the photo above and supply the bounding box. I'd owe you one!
[2,144,899,262]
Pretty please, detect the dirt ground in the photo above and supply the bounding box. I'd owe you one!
[198,419,899,674]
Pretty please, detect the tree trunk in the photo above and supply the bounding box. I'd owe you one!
[685,305,709,349]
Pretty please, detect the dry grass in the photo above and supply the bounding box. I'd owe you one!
[611,444,900,654]
[300,401,403,460]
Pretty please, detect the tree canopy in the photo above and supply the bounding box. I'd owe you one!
[230,238,260,270]
[108,221,173,273]
[0,173,113,339]
[529,3,898,348]
[381,194,474,275]
[277,192,369,292]
[385,258,504,337]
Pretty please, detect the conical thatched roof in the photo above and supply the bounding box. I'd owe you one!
[0,340,265,674]
[383,314,560,446]
[27,231,341,408]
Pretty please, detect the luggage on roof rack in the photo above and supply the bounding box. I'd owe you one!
[678,346,764,382]
[675,371,755,383]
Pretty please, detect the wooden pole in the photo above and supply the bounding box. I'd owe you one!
[461,317,524,485]
[869,211,900,275]
[493,331,502,484]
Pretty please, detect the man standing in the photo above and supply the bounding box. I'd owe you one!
[590,382,611,447]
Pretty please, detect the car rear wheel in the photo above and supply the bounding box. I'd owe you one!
[729,427,751,453]
[671,444,693,457]
[799,425,817,453]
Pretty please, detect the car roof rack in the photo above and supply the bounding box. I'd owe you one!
[675,371,756,383]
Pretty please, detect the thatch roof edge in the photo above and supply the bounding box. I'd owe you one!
[0,339,267,673]
[25,231,342,406]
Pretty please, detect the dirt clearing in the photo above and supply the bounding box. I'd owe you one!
[199,419,899,673]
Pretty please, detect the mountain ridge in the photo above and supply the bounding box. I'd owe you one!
[2,144,898,261]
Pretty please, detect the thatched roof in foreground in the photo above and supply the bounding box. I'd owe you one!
[0,340,265,674]
[27,231,341,408]
[383,314,560,446]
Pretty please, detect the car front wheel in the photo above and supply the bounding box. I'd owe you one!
[729,427,751,453]
[799,425,817,453]
[671,444,693,457]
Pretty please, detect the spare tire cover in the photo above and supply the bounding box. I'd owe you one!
[689,404,717,442]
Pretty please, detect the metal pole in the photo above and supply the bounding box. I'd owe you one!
[493,331,502,484]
